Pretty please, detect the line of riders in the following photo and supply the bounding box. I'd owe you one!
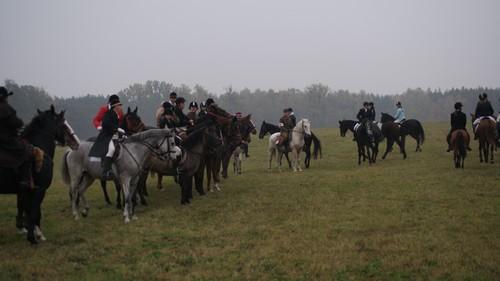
[352,92,500,152]
[0,85,297,193]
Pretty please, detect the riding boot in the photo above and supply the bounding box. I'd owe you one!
[18,161,35,191]
[243,143,250,157]
[101,157,115,180]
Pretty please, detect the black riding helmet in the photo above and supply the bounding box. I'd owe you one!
[0,86,13,101]
[454,102,463,110]
[189,101,198,109]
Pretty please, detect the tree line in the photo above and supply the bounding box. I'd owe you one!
[4,79,500,139]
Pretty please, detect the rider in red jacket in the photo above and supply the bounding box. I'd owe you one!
[93,95,123,130]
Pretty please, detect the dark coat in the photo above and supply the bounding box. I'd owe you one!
[356,108,370,121]
[451,111,467,131]
[289,114,297,127]
[174,107,190,127]
[474,101,494,119]
[367,108,376,121]
[89,109,119,158]
[0,101,29,168]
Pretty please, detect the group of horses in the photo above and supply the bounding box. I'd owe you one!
[338,113,425,165]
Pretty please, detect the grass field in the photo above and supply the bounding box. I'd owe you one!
[0,123,499,281]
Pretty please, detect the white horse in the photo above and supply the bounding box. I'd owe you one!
[268,119,312,172]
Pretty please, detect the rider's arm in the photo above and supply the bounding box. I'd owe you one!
[92,106,106,129]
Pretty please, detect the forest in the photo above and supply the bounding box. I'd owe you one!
[4,79,500,139]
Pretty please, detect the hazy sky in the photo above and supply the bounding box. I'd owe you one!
[1,0,499,97]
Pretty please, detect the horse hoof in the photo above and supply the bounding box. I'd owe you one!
[17,228,28,234]
[124,217,130,223]
[132,215,138,221]
[27,236,38,245]
[81,210,88,218]
[35,227,47,242]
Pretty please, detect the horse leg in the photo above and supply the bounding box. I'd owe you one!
[157,175,163,190]
[297,149,303,172]
[479,142,483,163]
[490,142,495,163]
[194,168,205,196]
[397,137,407,159]
[121,176,132,223]
[16,194,27,233]
[32,188,47,241]
[268,148,275,171]
[114,179,122,209]
[214,159,222,191]
[79,177,94,218]
[23,191,37,244]
[100,180,111,205]
[357,143,362,165]
[382,139,393,160]
[70,176,83,220]
[206,161,213,192]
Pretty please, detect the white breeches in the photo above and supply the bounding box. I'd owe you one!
[106,140,115,158]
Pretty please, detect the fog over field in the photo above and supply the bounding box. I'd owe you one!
[1,0,499,97]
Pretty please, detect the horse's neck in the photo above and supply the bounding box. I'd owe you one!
[27,133,56,159]
[121,139,153,165]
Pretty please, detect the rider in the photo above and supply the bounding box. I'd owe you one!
[446,102,472,152]
[198,102,207,119]
[93,94,123,130]
[393,101,406,124]
[288,108,297,127]
[367,102,376,121]
[473,93,495,138]
[0,87,42,190]
[168,92,177,107]
[277,108,294,147]
[356,102,370,122]
[187,101,199,126]
[88,98,124,180]
[173,97,190,128]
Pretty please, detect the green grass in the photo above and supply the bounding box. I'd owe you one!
[0,123,499,281]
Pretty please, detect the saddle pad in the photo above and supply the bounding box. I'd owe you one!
[353,123,361,132]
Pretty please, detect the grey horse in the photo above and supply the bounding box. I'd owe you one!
[61,129,179,223]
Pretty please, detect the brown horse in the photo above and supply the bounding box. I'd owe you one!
[475,118,496,163]
[380,119,407,160]
[450,129,469,168]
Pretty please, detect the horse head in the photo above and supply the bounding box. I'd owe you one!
[299,119,312,137]
[259,121,268,139]
[339,120,348,137]
[238,114,256,141]
[123,106,145,134]
[380,112,394,123]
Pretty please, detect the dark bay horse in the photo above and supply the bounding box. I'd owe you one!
[451,129,469,168]
[259,121,322,168]
[379,116,407,160]
[475,118,496,163]
[339,120,382,165]
[381,113,425,152]
[1,106,79,244]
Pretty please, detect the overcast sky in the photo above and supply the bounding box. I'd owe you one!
[1,0,499,97]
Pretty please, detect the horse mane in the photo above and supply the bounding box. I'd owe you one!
[124,129,174,143]
[21,114,42,139]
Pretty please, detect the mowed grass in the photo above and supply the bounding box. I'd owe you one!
[0,123,499,281]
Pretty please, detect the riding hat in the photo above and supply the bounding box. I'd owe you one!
[108,94,120,104]
[189,101,198,109]
[170,92,177,98]
[288,107,294,113]
[109,98,122,108]
[176,97,186,104]
[396,101,402,106]
[454,102,462,110]
[0,86,13,98]
[363,101,369,106]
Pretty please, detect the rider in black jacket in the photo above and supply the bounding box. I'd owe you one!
[446,102,471,152]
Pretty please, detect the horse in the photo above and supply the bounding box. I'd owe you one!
[474,118,496,163]
[450,129,469,168]
[203,112,241,192]
[61,129,178,223]
[355,120,383,165]
[178,118,223,204]
[268,119,312,172]
[229,115,257,175]
[379,115,407,160]
[0,105,79,244]
[380,113,425,152]
[259,121,321,168]
[99,107,154,208]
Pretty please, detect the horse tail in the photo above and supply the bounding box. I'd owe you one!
[61,150,71,185]
[457,131,466,157]
[311,133,322,159]
[416,121,425,144]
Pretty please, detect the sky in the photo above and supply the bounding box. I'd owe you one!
[1,0,499,97]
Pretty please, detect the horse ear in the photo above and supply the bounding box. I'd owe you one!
[338,120,341,124]
[50,105,55,114]
[127,107,131,114]
[134,107,138,114]
[37,109,42,115]
[60,110,65,118]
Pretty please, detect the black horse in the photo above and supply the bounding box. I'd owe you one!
[379,115,407,160]
[380,113,425,152]
[0,106,78,244]
[259,121,322,168]
[339,119,382,165]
